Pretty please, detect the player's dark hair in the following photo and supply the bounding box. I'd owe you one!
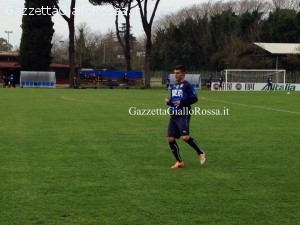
[174,65,185,73]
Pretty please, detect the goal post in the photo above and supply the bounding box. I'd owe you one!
[220,69,286,91]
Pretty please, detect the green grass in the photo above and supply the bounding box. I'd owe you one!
[0,88,299,225]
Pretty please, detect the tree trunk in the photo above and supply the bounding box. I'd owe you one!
[124,13,132,71]
[115,4,132,71]
[51,0,76,88]
[68,19,76,88]
[144,35,152,88]
[136,0,160,88]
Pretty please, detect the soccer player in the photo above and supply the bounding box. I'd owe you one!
[218,75,224,91]
[206,75,212,91]
[267,75,272,91]
[2,75,8,88]
[123,72,128,83]
[9,74,15,88]
[165,74,170,90]
[164,65,206,168]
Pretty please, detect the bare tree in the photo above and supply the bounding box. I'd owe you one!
[153,3,210,34]
[208,0,228,16]
[236,0,269,14]
[271,0,300,9]
[136,0,161,88]
[113,0,135,71]
[89,0,142,71]
[74,24,120,69]
[131,36,146,71]
[51,0,76,87]
[51,34,68,64]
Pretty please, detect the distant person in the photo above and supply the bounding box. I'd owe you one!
[2,75,8,88]
[73,76,78,89]
[123,72,128,83]
[165,75,170,90]
[92,73,97,83]
[267,75,272,91]
[218,75,224,91]
[9,74,15,88]
[206,75,212,91]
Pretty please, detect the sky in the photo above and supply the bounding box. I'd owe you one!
[0,0,203,49]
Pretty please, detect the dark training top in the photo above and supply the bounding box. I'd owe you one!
[167,80,198,116]
[267,77,272,84]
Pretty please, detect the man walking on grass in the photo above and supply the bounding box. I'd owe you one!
[164,65,206,168]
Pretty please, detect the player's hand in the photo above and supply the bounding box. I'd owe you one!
[173,100,180,107]
[164,98,170,104]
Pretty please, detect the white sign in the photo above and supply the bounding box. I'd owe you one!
[211,82,300,91]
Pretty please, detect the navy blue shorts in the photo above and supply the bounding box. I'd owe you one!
[167,115,191,139]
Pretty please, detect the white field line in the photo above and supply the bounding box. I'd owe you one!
[61,96,99,103]
[203,97,300,115]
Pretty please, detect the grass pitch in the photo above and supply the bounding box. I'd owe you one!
[0,88,299,225]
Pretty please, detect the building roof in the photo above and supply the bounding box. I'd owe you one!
[0,52,19,57]
[0,61,21,69]
[0,52,72,69]
[254,42,300,54]
[0,62,72,69]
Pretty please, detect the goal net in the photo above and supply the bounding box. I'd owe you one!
[221,69,286,90]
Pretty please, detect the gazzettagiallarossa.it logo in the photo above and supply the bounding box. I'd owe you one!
[128,107,229,116]
[5,5,142,17]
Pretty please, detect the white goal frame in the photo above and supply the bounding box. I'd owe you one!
[222,69,286,91]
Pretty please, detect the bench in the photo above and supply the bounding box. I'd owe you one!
[79,78,144,89]
[78,70,144,89]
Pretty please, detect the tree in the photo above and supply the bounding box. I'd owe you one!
[258,8,300,42]
[271,0,300,10]
[89,0,161,84]
[151,0,300,72]
[296,11,300,31]
[136,0,161,88]
[210,9,239,51]
[51,34,68,64]
[51,0,76,87]
[238,10,262,42]
[0,37,13,52]
[89,0,137,71]
[152,25,181,71]
[114,1,136,71]
[20,0,55,71]
[76,26,88,68]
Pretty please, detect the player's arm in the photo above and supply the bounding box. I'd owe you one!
[180,97,198,106]
[165,90,173,106]
[180,84,198,106]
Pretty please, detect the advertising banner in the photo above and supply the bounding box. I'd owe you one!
[211,82,300,91]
